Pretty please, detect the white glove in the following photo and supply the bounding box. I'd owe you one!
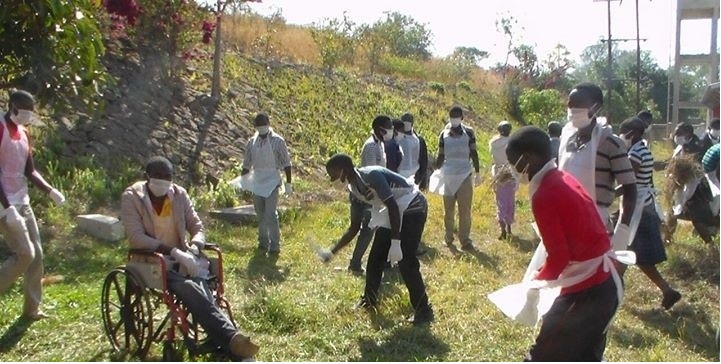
[474,173,482,187]
[316,247,333,263]
[171,248,199,277]
[611,223,631,251]
[49,188,65,205]
[3,205,27,232]
[387,239,403,266]
[284,182,292,196]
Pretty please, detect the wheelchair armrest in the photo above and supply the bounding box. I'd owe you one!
[128,248,161,256]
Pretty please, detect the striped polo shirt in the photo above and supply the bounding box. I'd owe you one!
[628,140,655,206]
[594,134,636,207]
[360,133,386,167]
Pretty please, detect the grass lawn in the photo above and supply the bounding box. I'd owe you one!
[0,171,718,361]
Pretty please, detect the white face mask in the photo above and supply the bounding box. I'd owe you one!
[148,178,172,196]
[382,128,394,141]
[674,135,689,146]
[621,133,634,149]
[567,108,592,129]
[10,109,34,126]
[710,129,720,139]
[450,118,462,127]
[511,154,530,185]
[256,125,270,135]
[394,133,405,142]
[403,121,413,132]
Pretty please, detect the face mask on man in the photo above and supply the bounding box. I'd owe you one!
[10,109,34,126]
[403,121,413,132]
[450,118,462,128]
[567,108,593,129]
[621,133,634,149]
[710,128,720,139]
[511,154,530,185]
[256,125,270,136]
[674,135,689,146]
[148,178,172,196]
[382,128,394,141]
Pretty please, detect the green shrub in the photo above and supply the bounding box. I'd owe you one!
[428,81,445,94]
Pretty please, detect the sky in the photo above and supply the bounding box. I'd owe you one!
[244,0,719,69]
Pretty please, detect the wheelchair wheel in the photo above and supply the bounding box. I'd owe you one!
[101,267,154,359]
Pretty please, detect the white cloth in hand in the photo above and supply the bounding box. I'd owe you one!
[474,173,482,186]
[284,182,292,196]
[611,223,631,252]
[171,248,199,277]
[49,188,65,205]
[3,205,27,232]
[316,247,333,262]
[387,239,403,266]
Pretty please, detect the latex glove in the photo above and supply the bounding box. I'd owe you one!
[171,248,199,277]
[3,205,27,232]
[316,247,333,263]
[387,239,403,266]
[611,224,631,251]
[49,188,65,205]
[190,240,205,250]
[284,182,292,196]
[474,173,482,187]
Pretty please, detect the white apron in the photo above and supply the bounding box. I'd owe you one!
[429,130,472,196]
[235,135,281,198]
[0,120,30,205]
[558,121,611,226]
[349,178,419,231]
[397,134,420,179]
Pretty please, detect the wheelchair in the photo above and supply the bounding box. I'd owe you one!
[100,243,236,361]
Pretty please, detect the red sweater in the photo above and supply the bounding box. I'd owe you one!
[532,168,611,295]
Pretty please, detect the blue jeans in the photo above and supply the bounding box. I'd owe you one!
[167,270,237,350]
[253,187,281,251]
[349,193,373,269]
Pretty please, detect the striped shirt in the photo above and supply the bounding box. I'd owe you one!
[360,133,386,167]
[628,140,654,206]
[594,134,636,207]
[241,128,292,170]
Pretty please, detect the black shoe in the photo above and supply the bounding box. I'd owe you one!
[662,289,681,310]
[353,296,376,310]
[407,306,434,325]
[347,265,365,275]
[415,247,428,256]
[460,243,475,251]
[268,249,280,256]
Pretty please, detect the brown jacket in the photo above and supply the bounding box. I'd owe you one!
[120,181,205,251]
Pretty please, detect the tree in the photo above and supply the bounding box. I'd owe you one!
[518,88,566,126]
[310,12,356,71]
[357,11,433,72]
[447,46,488,79]
[0,0,107,106]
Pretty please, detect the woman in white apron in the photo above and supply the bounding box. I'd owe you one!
[237,113,292,255]
[429,106,481,249]
[489,126,633,361]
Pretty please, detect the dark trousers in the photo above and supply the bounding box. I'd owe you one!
[363,209,430,313]
[167,270,237,350]
[525,277,619,362]
[349,194,373,269]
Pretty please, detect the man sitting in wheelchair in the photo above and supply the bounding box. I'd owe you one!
[120,156,259,359]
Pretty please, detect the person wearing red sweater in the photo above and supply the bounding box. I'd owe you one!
[506,126,622,361]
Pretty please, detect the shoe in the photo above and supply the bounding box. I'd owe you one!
[347,266,365,275]
[406,305,434,325]
[25,311,50,321]
[444,241,455,249]
[662,289,681,310]
[268,249,280,256]
[460,243,475,251]
[353,297,376,310]
[230,333,260,358]
[415,248,428,256]
[497,232,507,240]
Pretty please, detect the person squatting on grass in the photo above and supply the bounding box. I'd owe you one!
[558,83,638,254]
[489,120,516,240]
[0,90,66,320]
[429,106,481,251]
[494,126,627,361]
[618,117,681,310]
[318,153,434,325]
[240,112,292,256]
[120,156,259,360]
